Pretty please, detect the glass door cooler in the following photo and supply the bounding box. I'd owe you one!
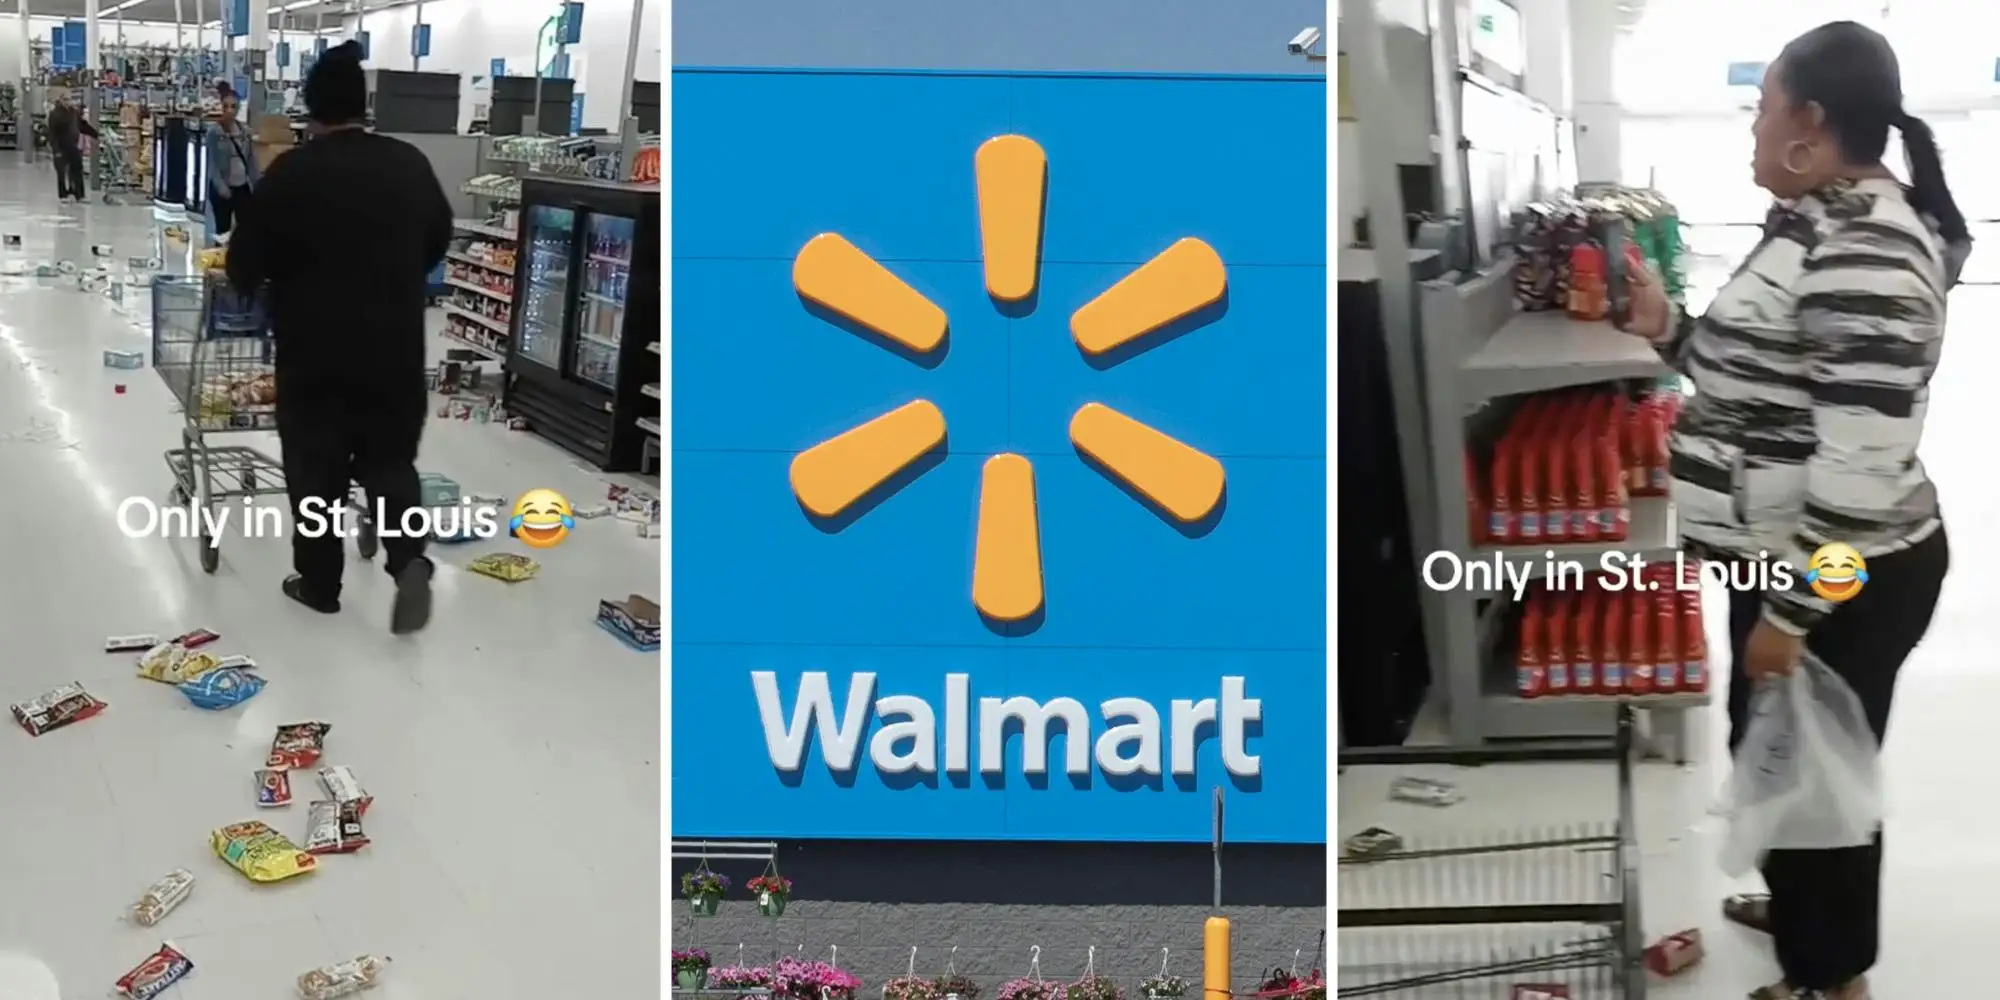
[503,177,660,472]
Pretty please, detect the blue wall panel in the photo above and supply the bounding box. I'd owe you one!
[671,68,1327,844]
[1010,77,1327,268]
[671,72,1011,262]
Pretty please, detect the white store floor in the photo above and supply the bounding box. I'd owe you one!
[1340,285,2000,997]
[0,162,660,999]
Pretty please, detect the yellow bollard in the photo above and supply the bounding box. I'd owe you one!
[1204,916,1231,1000]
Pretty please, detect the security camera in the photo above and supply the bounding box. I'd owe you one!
[1287,27,1322,54]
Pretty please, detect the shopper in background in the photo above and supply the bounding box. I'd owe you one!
[207,88,260,237]
[45,88,98,203]
[224,40,455,635]
[1623,20,1965,1000]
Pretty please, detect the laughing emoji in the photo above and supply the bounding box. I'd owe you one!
[510,489,575,549]
[1805,543,1867,603]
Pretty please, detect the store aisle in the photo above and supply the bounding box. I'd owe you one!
[0,163,660,999]
[1341,287,2000,996]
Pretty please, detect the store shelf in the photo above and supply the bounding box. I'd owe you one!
[1460,311,1672,403]
[579,333,618,349]
[453,219,515,241]
[439,330,505,362]
[446,250,511,273]
[641,383,660,400]
[636,416,661,436]
[583,292,625,308]
[589,253,630,267]
[1468,496,1679,585]
[443,302,510,336]
[445,276,512,303]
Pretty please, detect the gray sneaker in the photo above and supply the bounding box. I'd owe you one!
[390,558,434,635]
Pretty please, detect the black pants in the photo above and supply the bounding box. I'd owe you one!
[54,146,83,199]
[1725,525,1950,989]
[277,382,428,601]
[212,184,252,235]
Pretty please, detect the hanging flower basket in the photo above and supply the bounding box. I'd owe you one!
[674,949,712,991]
[935,974,981,1000]
[681,869,729,917]
[748,872,793,917]
[1140,976,1186,1000]
[1064,975,1121,1000]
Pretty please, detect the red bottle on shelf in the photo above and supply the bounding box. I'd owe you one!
[1600,589,1627,693]
[1626,596,1655,696]
[1517,594,1548,698]
[1570,423,1600,542]
[1545,415,1571,543]
[1573,584,1601,694]
[1653,592,1681,693]
[1517,420,1544,544]
[1679,591,1709,693]
[1490,434,1517,544]
[1546,594,1573,694]
[1465,448,1488,545]
[1595,400,1630,542]
[1568,243,1608,321]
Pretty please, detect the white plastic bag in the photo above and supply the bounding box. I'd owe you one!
[1718,653,1883,876]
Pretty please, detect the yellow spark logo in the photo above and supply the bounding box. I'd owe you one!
[788,135,1227,623]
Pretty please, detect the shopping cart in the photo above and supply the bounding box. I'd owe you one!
[152,274,377,573]
[91,127,141,204]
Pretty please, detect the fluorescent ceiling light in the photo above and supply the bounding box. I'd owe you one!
[106,0,150,12]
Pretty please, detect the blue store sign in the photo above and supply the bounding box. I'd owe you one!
[558,2,585,45]
[669,68,1329,845]
[410,24,431,58]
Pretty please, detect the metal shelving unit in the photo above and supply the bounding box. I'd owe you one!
[1341,0,1707,756]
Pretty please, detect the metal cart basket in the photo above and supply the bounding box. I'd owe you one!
[1337,709,1646,1000]
[152,274,376,573]
[92,126,141,204]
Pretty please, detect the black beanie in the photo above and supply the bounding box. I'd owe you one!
[304,40,368,124]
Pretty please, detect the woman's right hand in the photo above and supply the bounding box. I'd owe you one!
[1623,261,1672,341]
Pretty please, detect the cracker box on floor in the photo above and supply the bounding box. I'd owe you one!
[1643,929,1704,977]
[597,595,661,651]
[416,473,460,508]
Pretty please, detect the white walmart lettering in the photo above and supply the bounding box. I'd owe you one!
[752,672,1262,779]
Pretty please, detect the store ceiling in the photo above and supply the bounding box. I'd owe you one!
[0,0,345,29]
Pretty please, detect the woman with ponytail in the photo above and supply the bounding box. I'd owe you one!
[1620,20,1961,1000]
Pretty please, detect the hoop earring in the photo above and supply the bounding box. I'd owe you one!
[1782,140,1815,176]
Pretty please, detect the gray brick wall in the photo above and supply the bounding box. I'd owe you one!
[673,901,1326,997]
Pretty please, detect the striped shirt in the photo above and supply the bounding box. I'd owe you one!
[1656,177,1959,635]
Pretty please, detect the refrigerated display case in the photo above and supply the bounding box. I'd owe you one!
[503,177,659,472]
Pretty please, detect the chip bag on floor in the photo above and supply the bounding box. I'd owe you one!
[138,643,223,684]
[178,667,265,710]
[211,820,317,882]
[467,552,539,582]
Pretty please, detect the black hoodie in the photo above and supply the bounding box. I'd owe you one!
[225,42,453,398]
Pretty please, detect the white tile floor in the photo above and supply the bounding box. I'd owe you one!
[0,161,660,999]
[1340,284,2000,997]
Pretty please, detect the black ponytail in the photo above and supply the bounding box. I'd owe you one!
[1897,113,1969,244]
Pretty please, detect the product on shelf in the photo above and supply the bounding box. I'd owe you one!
[1512,185,1688,313]
[1511,571,1709,700]
[1477,384,1682,547]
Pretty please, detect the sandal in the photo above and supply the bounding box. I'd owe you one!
[1723,892,1771,933]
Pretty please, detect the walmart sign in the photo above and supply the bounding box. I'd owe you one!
[669,67,1327,844]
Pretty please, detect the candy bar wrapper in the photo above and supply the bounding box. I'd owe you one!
[267,721,332,770]
[298,954,391,999]
[105,633,161,653]
[467,552,539,582]
[179,667,266,710]
[131,869,194,927]
[211,821,317,882]
[172,628,221,648]
[258,768,294,807]
[304,800,371,855]
[10,682,106,736]
[137,643,223,685]
[116,942,194,999]
[318,765,373,815]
